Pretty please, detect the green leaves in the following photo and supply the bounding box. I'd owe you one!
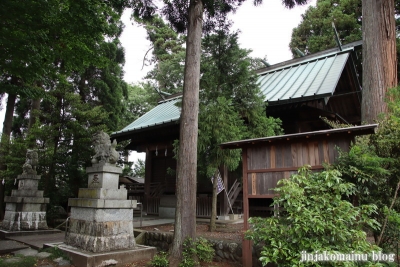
[197,30,282,178]
[246,167,382,267]
[289,0,362,56]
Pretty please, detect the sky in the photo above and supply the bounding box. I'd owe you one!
[120,0,316,161]
[120,0,316,85]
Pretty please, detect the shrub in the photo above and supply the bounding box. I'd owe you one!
[194,237,214,263]
[245,166,383,267]
[150,251,169,267]
[178,237,215,267]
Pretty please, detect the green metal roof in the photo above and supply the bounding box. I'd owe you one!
[257,50,350,105]
[112,97,181,137]
[113,42,360,138]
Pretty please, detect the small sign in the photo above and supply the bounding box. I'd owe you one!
[251,173,256,195]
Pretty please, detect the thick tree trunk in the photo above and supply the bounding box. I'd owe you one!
[3,93,17,138]
[362,0,397,123]
[0,93,17,220]
[169,0,203,265]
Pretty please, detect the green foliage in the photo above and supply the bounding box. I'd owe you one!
[335,139,390,200]
[0,256,36,267]
[123,83,158,123]
[40,246,70,261]
[178,238,215,267]
[150,252,169,267]
[135,15,186,94]
[179,238,198,267]
[198,29,282,178]
[194,237,214,263]
[289,0,362,56]
[131,159,146,178]
[0,0,133,217]
[380,208,400,256]
[246,166,381,267]
[333,87,400,254]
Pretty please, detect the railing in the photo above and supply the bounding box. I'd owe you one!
[196,196,212,217]
[147,197,160,214]
[125,183,145,193]
[225,180,242,215]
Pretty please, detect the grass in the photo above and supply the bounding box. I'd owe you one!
[0,255,36,267]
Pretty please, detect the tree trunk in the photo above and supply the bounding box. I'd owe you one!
[28,99,41,130]
[169,0,203,265]
[44,95,62,196]
[210,171,218,232]
[0,93,17,220]
[362,0,397,124]
[3,94,16,138]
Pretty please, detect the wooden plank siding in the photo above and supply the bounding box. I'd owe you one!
[220,125,378,267]
[245,138,343,196]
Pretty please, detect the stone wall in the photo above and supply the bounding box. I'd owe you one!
[140,230,265,266]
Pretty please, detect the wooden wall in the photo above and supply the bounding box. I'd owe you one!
[246,136,350,197]
[241,132,359,267]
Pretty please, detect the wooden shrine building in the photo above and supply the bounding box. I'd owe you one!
[110,40,364,219]
[220,124,378,267]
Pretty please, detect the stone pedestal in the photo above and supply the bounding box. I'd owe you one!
[2,174,49,231]
[65,163,137,253]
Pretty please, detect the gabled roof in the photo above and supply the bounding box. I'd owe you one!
[112,96,181,137]
[112,41,362,140]
[256,42,360,105]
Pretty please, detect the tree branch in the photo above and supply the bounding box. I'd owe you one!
[142,46,154,70]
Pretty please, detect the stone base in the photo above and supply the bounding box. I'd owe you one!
[65,217,136,253]
[44,242,156,267]
[1,211,48,231]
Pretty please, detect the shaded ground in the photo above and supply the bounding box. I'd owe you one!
[130,222,244,267]
[0,222,244,267]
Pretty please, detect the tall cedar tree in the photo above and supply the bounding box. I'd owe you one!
[0,0,129,217]
[199,29,282,231]
[362,0,397,123]
[132,0,309,265]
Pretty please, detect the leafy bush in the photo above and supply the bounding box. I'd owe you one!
[179,238,199,267]
[178,237,215,267]
[245,166,382,267]
[150,251,169,267]
[380,208,400,256]
[194,237,214,263]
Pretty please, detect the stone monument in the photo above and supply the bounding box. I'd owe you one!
[65,131,137,252]
[2,149,49,231]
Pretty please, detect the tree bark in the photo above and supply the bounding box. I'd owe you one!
[362,0,397,124]
[169,0,203,265]
[0,93,17,220]
[28,99,41,130]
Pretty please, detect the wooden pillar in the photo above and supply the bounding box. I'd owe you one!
[144,147,152,213]
[242,148,252,267]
